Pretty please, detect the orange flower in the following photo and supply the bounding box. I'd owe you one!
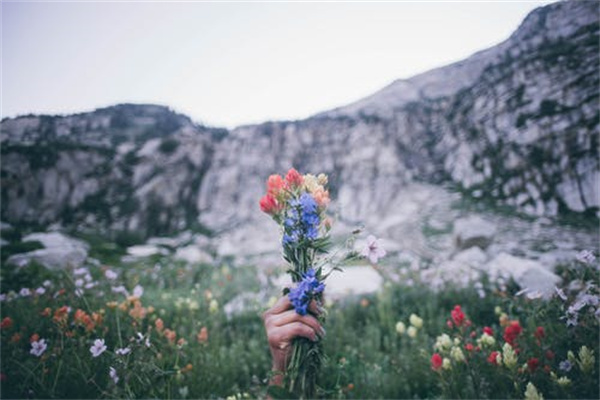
[177,338,187,347]
[155,318,164,333]
[129,300,147,320]
[53,306,69,327]
[259,194,280,215]
[10,333,21,344]
[30,333,40,343]
[197,327,208,344]
[40,307,52,317]
[163,329,176,344]
[0,317,13,330]
[285,168,304,189]
[267,174,285,197]
[312,188,330,208]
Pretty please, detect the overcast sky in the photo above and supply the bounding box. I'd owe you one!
[2,0,555,128]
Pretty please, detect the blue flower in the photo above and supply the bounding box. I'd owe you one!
[559,360,573,372]
[288,268,325,315]
[282,193,321,245]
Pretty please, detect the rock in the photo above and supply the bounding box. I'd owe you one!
[484,253,561,298]
[174,245,212,264]
[6,232,89,270]
[453,216,497,250]
[452,247,488,267]
[126,244,165,258]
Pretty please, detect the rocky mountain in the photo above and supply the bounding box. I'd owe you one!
[1,1,598,255]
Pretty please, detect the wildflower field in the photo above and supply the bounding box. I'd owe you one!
[0,235,598,399]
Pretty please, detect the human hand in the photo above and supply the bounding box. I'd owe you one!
[262,296,325,385]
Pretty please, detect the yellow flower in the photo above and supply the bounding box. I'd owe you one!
[209,299,219,314]
[442,358,452,370]
[407,326,417,338]
[577,345,595,374]
[409,314,423,329]
[524,382,544,400]
[494,306,502,316]
[303,174,320,193]
[434,334,452,352]
[477,333,496,347]
[557,377,571,387]
[395,321,406,335]
[317,173,328,186]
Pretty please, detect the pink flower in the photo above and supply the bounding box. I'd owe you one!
[361,235,386,264]
[30,338,48,357]
[312,188,330,209]
[483,326,494,336]
[503,321,522,347]
[487,351,500,365]
[267,174,285,197]
[431,353,443,370]
[284,168,304,189]
[90,339,107,357]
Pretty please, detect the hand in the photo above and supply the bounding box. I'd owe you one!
[262,296,325,386]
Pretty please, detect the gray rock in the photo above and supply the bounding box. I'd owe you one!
[454,216,497,250]
[6,232,89,270]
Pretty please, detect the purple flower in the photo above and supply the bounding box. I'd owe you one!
[109,367,119,384]
[559,360,573,372]
[30,339,48,357]
[361,235,387,264]
[288,268,325,315]
[90,339,107,357]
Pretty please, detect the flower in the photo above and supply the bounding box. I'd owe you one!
[503,320,522,347]
[0,317,13,330]
[477,333,495,347]
[434,333,452,352]
[409,314,423,329]
[407,326,417,338]
[209,299,219,314]
[285,168,304,189]
[288,268,325,315]
[35,287,46,295]
[115,347,131,356]
[557,376,571,386]
[451,305,465,327]
[109,367,119,384]
[488,351,501,365]
[197,327,208,343]
[90,339,107,357]
[442,358,451,370]
[524,382,543,400]
[534,326,545,340]
[502,343,518,369]
[30,338,48,357]
[132,285,144,298]
[527,357,540,372]
[105,270,118,280]
[361,235,386,264]
[19,288,31,297]
[312,187,330,209]
[483,326,494,336]
[260,194,280,215]
[431,353,443,370]
[576,249,596,264]
[267,174,285,197]
[282,193,321,245]
[450,346,465,362]
[559,360,572,372]
[395,321,406,335]
[577,345,595,374]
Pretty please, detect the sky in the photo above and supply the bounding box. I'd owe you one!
[2,0,556,128]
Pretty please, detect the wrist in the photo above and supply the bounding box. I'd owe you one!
[269,368,285,386]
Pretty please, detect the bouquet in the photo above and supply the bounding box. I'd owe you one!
[260,168,332,398]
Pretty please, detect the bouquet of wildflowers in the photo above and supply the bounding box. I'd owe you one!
[259,168,336,398]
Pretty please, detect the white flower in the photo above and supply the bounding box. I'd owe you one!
[74,267,89,276]
[43,280,52,287]
[409,314,423,329]
[132,285,144,298]
[30,339,48,357]
[19,288,31,297]
[112,286,129,296]
[442,358,451,370]
[35,287,46,295]
[395,321,406,335]
[407,326,417,338]
[75,279,84,287]
[0,294,5,302]
[90,339,107,357]
[105,270,118,280]
[115,347,131,356]
[361,235,387,264]
[450,346,465,362]
[179,386,189,398]
[109,367,119,384]
[209,299,219,314]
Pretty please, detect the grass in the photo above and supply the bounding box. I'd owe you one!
[0,245,598,399]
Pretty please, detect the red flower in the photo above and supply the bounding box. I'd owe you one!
[431,353,443,370]
[446,319,453,329]
[503,320,522,347]
[487,351,500,365]
[545,350,555,360]
[259,194,280,215]
[465,343,474,352]
[483,326,494,336]
[285,168,304,189]
[0,317,13,330]
[527,357,540,372]
[534,326,545,340]
[451,305,465,327]
[267,174,285,197]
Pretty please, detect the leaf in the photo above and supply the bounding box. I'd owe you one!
[267,385,298,399]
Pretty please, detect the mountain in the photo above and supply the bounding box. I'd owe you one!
[1,1,598,252]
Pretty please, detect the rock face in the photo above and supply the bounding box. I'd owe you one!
[6,232,89,270]
[1,1,598,246]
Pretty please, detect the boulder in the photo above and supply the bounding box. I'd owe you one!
[453,215,496,250]
[174,245,212,264]
[6,232,89,270]
[484,253,561,298]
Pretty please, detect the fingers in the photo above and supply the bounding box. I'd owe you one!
[270,309,324,337]
[280,321,320,342]
[264,296,292,318]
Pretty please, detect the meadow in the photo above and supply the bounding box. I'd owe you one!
[0,236,598,399]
